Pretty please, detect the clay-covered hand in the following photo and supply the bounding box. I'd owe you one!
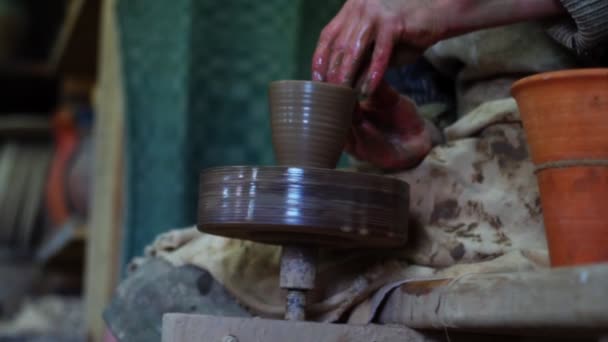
[311,0,566,96]
[311,0,447,96]
[345,81,435,170]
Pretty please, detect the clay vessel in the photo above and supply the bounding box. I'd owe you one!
[268,80,356,168]
[512,68,608,266]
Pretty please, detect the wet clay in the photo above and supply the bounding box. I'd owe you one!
[269,80,357,168]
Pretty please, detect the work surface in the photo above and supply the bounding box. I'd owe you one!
[163,263,608,341]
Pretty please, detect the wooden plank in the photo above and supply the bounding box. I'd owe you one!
[378,263,608,336]
[162,314,594,342]
[49,0,101,77]
[162,314,433,342]
[83,0,124,340]
[48,0,86,66]
[0,115,51,139]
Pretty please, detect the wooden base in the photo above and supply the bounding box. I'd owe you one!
[163,264,608,341]
[162,314,605,342]
[162,314,429,342]
[379,263,608,336]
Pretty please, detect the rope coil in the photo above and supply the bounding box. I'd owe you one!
[534,159,608,173]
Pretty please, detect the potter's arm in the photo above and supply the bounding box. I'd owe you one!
[455,0,608,59]
[546,0,608,59]
[311,0,568,95]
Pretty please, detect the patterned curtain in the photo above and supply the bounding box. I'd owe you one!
[118,0,344,264]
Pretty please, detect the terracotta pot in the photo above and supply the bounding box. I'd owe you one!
[268,80,356,168]
[512,68,608,266]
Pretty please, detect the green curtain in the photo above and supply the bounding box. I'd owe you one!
[118,0,344,265]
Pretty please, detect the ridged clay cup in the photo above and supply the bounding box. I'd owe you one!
[269,80,357,168]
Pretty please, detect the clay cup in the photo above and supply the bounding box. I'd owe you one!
[268,80,357,168]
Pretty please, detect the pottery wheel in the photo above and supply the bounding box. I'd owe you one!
[197,166,409,248]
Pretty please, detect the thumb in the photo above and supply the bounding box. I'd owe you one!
[368,80,400,109]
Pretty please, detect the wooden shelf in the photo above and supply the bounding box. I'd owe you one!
[0,114,51,138]
[0,62,54,79]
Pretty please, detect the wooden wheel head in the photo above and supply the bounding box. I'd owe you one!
[197,166,409,248]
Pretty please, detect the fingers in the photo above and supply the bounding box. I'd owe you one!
[360,29,395,96]
[354,120,390,162]
[354,62,371,96]
[312,17,343,81]
[357,81,401,128]
[368,80,400,108]
[326,19,359,84]
[335,22,373,86]
[360,120,386,145]
[391,95,422,132]
[347,103,384,159]
[366,83,423,134]
[326,49,346,84]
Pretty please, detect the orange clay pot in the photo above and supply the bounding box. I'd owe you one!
[512,69,608,267]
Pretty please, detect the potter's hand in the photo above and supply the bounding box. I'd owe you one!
[312,0,566,96]
[345,81,435,170]
[311,0,444,96]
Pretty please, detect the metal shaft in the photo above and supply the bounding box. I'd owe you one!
[285,290,307,321]
[280,245,317,321]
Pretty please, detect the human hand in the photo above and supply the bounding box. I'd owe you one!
[346,81,434,170]
[311,0,566,96]
[311,0,447,96]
